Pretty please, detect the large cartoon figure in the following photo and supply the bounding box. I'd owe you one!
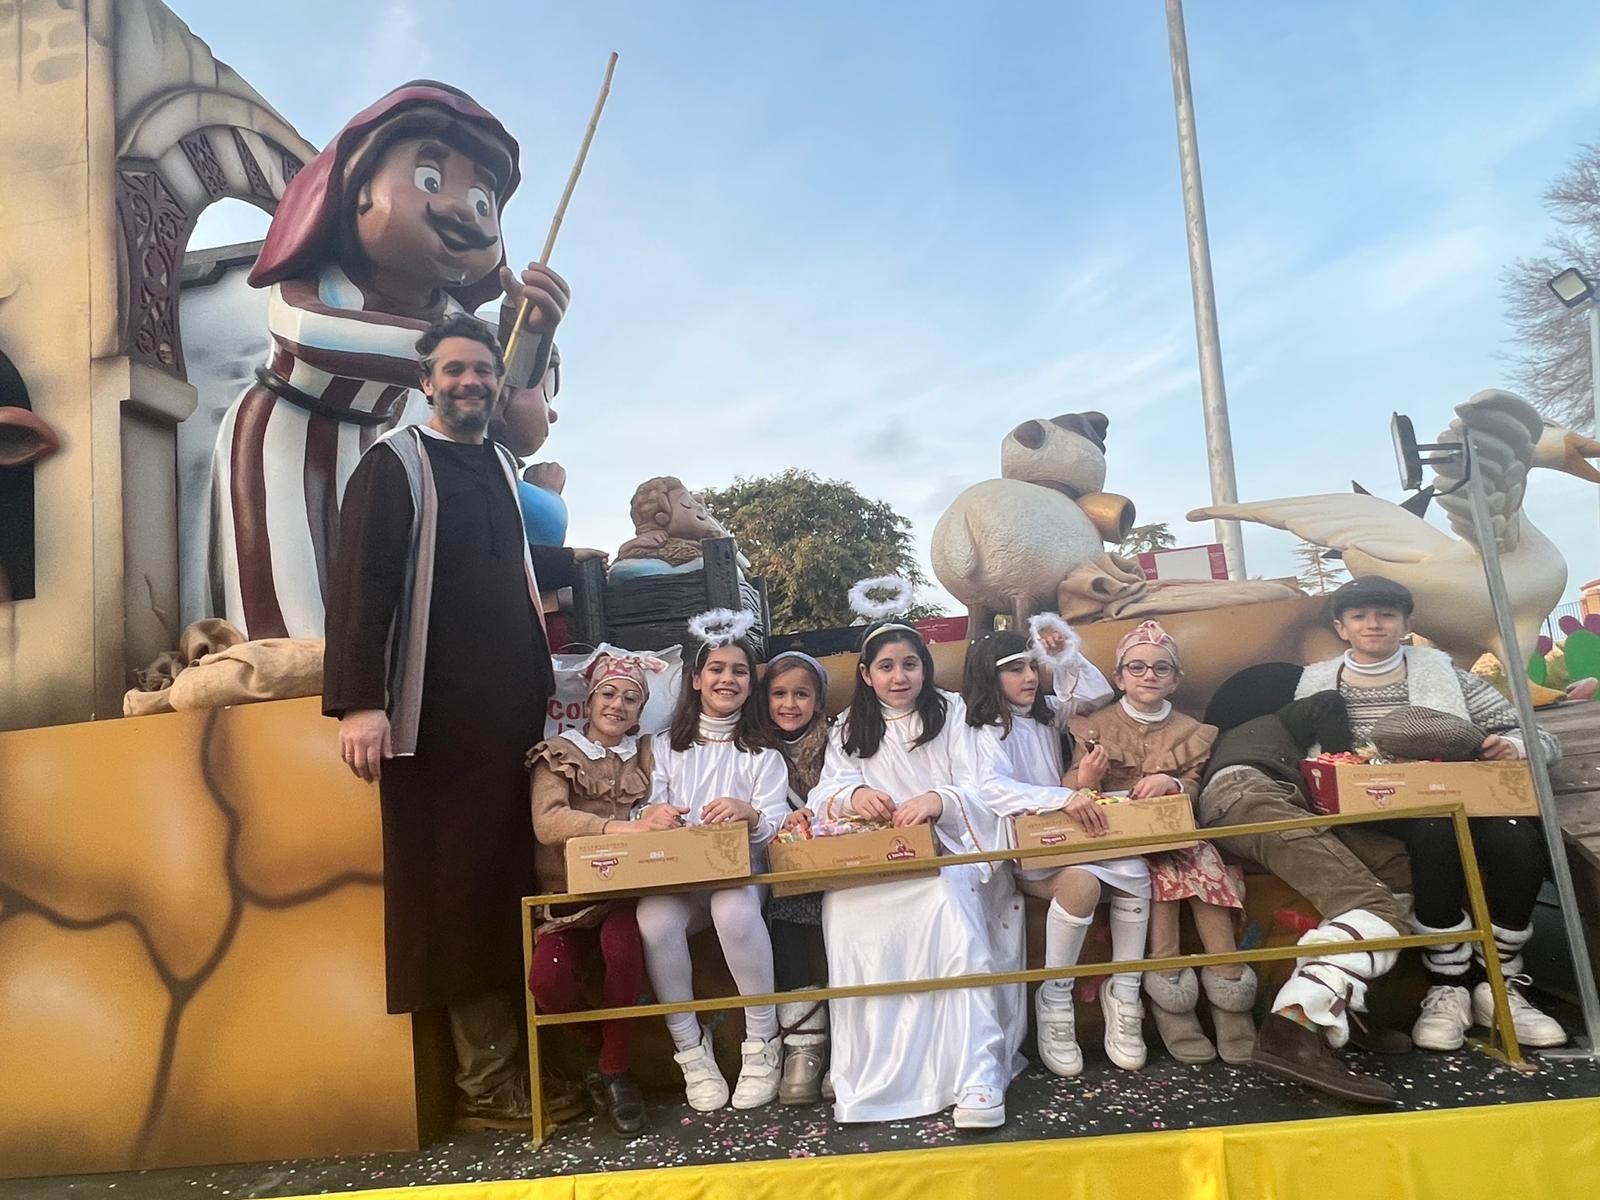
[210,81,569,638]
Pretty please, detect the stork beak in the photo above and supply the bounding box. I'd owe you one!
[1562,431,1600,484]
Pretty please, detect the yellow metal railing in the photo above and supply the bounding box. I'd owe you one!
[520,802,1524,1147]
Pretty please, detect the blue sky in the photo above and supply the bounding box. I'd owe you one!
[184,1,1600,612]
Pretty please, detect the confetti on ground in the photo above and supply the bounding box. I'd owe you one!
[5,1050,1597,1199]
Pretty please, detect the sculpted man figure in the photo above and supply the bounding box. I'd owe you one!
[212,80,567,638]
[323,314,590,1128]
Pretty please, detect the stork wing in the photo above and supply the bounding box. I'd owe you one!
[1432,390,1542,553]
[1188,494,1455,563]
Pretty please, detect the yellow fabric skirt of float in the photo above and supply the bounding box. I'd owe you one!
[288,1096,1600,1200]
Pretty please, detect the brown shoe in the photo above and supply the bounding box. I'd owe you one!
[455,1072,533,1131]
[1251,1013,1398,1106]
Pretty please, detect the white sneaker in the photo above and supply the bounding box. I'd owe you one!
[730,1036,782,1109]
[1034,988,1083,1078]
[952,1084,1006,1129]
[1473,978,1568,1048]
[673,1026,730,1111]
[1412,984,1472,1051]
[1100,985,1148,1071]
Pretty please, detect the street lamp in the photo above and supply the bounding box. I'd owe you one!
[1548,266,1600,434]
[1392,412,1600,1057]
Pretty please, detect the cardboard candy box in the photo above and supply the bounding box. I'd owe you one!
[766,823,939,897]
[563,825,752,894]
[1009,794,1198,869]
[1298,758,1539,818]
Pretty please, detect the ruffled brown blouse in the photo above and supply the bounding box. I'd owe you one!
[1066,703,1217,797]
[528,733,655,897]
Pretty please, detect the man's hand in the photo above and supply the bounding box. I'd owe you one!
[1130,773,1182,799]
[1479,734,1522,761]
[1063,789,1110,836]
[849,787,896,823]
[523,462,567,494]
[339,709,392,783]
[891,791,944,827]
[636,804,687,831]
[704,796,759,826]
[571,547,609,564]
[500,263,571,334]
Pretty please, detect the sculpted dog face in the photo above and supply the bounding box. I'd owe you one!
[180,618,245,668]
[1000,412,1110,498]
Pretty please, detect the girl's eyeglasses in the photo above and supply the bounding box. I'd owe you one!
[1121,661,1175,678]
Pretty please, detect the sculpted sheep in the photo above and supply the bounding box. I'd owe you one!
[932,412,1134,628]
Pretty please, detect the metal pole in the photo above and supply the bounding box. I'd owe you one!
[1589,304,1600,537]
[1164,0,1246,579]
[1464,427,1600,1055]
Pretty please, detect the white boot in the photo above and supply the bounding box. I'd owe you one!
[730,1036,782,1109]
[1034,987,1083,1078]
[1470,923,1567,1048]
[952,1083,1006,1129]
[1411,914,1474,1052]
[1473,977,1567,1048]
[673,1026,730,1111]
[1100,984,1147,1071]
[1412,985,1473,1051]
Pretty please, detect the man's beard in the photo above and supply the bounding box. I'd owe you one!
[436,387,491,435]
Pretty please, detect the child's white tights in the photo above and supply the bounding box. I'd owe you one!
[637,885,778,1051]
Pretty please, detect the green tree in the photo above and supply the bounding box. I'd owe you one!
[1501,142,1600,431]
[1294,539,1348,596]
[699,469,941,632]
[1118,522,1178,558]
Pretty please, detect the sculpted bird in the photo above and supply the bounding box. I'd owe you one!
[1189,390,1600,667]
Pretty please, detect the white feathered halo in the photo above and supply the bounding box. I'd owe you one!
[1027,612,1085,669]
[687,607,756,649]
[848,575,915,623]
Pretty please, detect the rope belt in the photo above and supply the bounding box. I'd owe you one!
[255,366,403,427]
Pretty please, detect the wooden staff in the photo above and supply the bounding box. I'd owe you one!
[496,50,619,409]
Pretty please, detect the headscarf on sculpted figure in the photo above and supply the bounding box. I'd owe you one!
[210,81,571,638]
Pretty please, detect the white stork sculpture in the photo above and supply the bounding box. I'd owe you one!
[1189,390,1600,667]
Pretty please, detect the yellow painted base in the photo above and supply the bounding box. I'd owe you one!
[288,1098,1600,1200]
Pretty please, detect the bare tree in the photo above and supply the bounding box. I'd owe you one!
[1501,143,1600,431]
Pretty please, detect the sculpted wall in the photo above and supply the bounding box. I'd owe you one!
[0,697,423,1176]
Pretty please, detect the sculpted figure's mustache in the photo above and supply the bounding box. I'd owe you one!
[424,204,498,250]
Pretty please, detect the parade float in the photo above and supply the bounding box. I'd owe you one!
[5,3,1600,1199]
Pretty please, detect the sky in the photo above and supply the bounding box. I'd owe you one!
[181,0,1600,614]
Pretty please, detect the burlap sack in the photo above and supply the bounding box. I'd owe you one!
[168,638,325,710]
[122,687,177,717]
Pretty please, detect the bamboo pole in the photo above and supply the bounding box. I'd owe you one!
[495,51,618,410]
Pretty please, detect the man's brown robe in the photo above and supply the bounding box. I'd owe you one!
[325,431,573,1012]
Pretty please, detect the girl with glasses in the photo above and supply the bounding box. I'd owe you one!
[1065,621,1255,1066]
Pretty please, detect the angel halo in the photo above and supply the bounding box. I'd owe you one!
[687,607,756,660]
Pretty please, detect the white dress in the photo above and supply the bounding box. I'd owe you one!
[807,691,1026,1122]
[647,721,791,857]
[970,662,1150,897]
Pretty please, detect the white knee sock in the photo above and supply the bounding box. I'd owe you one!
[1043,899,1094,1005]
[711,886,779,1041]
[637,893,705,1051]
[1107,895,1150,1001]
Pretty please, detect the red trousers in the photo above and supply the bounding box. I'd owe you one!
[526,904,644,1076]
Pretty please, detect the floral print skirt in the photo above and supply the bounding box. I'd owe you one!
[1148,842,1245,907]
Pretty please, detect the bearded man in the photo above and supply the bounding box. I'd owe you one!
[323,314,597,1128]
